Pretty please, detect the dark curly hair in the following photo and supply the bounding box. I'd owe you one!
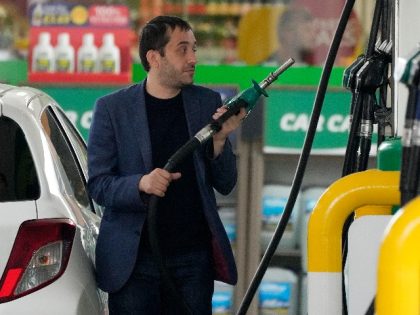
[139,15,192,72]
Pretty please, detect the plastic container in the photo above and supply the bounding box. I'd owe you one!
[77,33,98,73]
[98,33,120,74]
[259,267,298,315]
[261,185,302,251]
[31,3,43,26]
[54,33,75,73]
[300,187,325,272]
[32,32,54,72]
[212,281,234,314]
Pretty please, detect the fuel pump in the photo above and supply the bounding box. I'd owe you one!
[397,49,420,205]
[341,1,393,313]
[355,40,392,171]
[342,0,392,176]
[342,54,366,173]
[405,58,420,203]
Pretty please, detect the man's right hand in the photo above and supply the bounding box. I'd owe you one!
[139,168,181,197]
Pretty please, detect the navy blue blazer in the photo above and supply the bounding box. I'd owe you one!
[87,81,238,293]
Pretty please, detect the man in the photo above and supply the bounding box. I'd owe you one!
[87,15,246,314]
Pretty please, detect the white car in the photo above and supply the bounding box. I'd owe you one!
[0,84,107,314]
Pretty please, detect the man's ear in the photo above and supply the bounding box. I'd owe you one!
[146,50,159,69]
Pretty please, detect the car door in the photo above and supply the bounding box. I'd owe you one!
[37,104,100,263]
[0,115,40,297]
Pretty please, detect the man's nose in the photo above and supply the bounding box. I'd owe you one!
[188,50,197,65]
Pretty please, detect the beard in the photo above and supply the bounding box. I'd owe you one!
[159,59,195,89]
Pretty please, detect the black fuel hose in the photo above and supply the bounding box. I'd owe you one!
[406,90,420,201]
[342,0,383,177]
[235,0,356,314]
[358,93,375,171]
[400,85,418,206]
[400,59,420,205]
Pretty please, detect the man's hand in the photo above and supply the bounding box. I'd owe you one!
[139,168,181,197]
[212,106,247,157]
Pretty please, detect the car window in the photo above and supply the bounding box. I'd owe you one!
[40,108,92,212]
[0,116,40,202]
[52,107,104,217]
[53,107,88,178]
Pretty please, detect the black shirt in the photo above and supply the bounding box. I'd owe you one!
[139,89,211,256]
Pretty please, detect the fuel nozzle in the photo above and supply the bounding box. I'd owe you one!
[224,57,295,117]
[193,58,295,144]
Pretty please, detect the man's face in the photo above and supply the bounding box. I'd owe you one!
[156,27,197,89]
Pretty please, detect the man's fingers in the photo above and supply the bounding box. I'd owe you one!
[140,169,182,197]
[171,172,182,181]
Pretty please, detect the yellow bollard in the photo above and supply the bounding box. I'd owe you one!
[376,197,420,315]
[307,169,400,315]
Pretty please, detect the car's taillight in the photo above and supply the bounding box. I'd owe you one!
[0,218,76,303]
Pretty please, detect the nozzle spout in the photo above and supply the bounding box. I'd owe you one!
[259,58,295,90]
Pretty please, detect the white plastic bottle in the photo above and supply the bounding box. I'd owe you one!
[98,33,121,74]
[261,185,302,252]
[31,3,43,27]
[32,32,54,72]
[259,267,298,315]
[212,281,234,314]
[54,33,75,73]
[77,33,98,73]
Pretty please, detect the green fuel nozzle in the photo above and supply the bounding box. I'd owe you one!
[224,57,296,117]
[194,58,295,144]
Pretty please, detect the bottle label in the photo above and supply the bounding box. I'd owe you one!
[80,58,96,72]
[262,196,295,230]
[55,52,72,72]
[56,58,71,72]
[259,282,292,314]
[212,290,232,314]
[100,59,115,73]
[35,54,51,72]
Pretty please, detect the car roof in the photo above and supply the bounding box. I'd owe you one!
[0,83,56,118]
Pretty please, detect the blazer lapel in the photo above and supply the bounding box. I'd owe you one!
[127,84,203,172]
[182,87,202,137]
[129,82,153,172]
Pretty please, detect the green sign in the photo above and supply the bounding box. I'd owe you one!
[264,87,358,155]
[41,86,119,140]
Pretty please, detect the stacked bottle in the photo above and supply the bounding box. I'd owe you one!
[77,33,98,73]
[54,33,75,73]
[98,33,121,74]
[212,281,234,314]
[261,185,302,252]
[32,32,55,72]
[259,267,298,315]
[32,32,121,74]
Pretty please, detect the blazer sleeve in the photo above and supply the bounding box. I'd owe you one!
[87,97,146,212]
[203,91,238,195]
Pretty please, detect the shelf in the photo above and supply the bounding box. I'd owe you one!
[28,72,131,85]
[162,3,243,17]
